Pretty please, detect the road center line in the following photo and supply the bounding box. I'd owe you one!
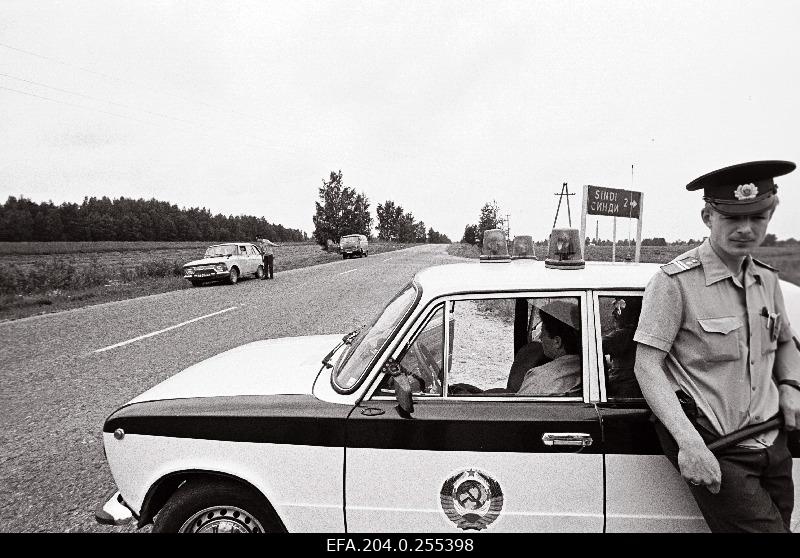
[339,268,358,275]
[93,306,238,354]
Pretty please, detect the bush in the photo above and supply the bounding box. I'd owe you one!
[134,259,183,278]
[0,256,185,296]
[447,243,481,259]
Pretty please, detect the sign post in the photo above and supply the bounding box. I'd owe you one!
[580,185,644,263]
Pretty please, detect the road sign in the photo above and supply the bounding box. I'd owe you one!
[586,186,641,219]
[580,185,645,263]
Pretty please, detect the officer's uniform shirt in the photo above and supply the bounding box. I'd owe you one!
[259,239,276,256]
[634,239,793,448]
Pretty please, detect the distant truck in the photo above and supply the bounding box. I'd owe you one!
[339,234,368,259]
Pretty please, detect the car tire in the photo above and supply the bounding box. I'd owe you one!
[152,479,276,533]
[342,254,347,260]
[190,280,201,287]
[228,267,239,285]
[255,265,264,279]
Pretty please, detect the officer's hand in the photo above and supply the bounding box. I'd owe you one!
[778,385,800,430]
[677,440,721,494]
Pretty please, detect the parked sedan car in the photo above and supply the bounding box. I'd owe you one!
[183,243,264,286]
[97,257,800,533]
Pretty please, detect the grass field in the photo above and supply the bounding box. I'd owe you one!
[447,242,800,286]
[0,240,214,255]
[0,240,415,322]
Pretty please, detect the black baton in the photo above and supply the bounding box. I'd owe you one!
[706,415,784,453]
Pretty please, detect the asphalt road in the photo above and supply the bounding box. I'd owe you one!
[0,244,463,533]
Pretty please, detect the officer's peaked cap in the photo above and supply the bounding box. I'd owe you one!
[686,160,795,216]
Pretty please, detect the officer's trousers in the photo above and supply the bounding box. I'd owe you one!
[263,254,274,279]
[654,420,794,532]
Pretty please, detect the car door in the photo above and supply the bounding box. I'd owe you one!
[235,244,250,274]
[590,290,708,532]
[345,292,605,532]
[247,244,261,273]
[593,288,800,532]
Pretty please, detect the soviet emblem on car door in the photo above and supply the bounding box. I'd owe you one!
[439,469,504,531]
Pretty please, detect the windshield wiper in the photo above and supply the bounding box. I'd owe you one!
[321,325,366,369]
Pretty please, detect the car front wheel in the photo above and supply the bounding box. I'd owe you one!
[153,480,275,533]
[255,265,264,279]
[228,267,239,285]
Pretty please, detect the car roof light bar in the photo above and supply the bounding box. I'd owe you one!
[480,229,511,262]
[544,228,585,270]
[511,235,537,260]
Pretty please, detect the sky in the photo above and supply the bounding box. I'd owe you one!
[1,0,799,243]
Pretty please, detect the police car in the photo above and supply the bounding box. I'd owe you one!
[96,230,800,533]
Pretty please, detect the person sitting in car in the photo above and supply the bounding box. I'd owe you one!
[602,297,643,398]
[516,301,582,396]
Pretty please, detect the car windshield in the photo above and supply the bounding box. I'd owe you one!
[333,284,418,390]
[204,245,236,258]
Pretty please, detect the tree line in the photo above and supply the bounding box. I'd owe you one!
[0,195,306,242]
[311,170,450,246]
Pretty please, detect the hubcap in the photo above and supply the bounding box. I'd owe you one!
[179,506,265,533]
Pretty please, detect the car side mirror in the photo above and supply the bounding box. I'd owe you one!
[381,358,414,417]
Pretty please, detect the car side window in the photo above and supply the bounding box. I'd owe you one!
[596,294,644,400]
[448,296,583,397]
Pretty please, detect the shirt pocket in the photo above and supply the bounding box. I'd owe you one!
[697,316,742,362]
[760,314,778,354]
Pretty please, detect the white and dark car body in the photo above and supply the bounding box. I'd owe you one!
[183,242,264,285]
[97,260,800,532]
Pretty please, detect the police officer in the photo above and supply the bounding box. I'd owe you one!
[257,237,279,280]
[633,160,800,532]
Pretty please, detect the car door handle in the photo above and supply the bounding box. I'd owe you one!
[541,433,593,447]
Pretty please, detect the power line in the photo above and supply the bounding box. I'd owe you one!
[0,85,170,129]
[1,43,527,200]
[0,73,203,127]
[0,85,295,155]
[0,41,449,166]
[0,41,279,129]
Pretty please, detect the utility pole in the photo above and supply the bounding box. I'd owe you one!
[552,182,575,228]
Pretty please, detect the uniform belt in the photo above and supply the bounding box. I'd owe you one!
[706,415,783,453]
[674,390,783,452]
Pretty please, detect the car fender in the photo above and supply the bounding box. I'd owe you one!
[105,432,346,532]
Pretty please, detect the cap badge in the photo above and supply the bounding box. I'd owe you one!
[734,183,758,200]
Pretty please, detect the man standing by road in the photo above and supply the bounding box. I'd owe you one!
[257,237,279,280]
[633,160,800,532]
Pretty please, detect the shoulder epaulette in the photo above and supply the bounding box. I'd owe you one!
[661,256,701,276]
[752,258,779,273]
